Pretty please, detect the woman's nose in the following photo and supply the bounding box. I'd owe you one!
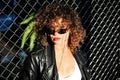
[53,31,59,35]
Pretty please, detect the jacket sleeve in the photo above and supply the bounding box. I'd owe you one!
[18,50,44,80]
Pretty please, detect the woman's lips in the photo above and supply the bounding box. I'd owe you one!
[53,37,61,41]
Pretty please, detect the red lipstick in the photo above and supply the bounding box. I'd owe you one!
[53,37,61,41]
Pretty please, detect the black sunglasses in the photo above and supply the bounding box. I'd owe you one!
[46,28,68,34]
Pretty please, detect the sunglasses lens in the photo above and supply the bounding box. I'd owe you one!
[58,29,67,34]
[47,28,67,34]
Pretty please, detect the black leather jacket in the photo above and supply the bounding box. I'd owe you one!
[19,45,90,80]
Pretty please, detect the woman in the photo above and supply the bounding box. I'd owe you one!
[19,3,90,80]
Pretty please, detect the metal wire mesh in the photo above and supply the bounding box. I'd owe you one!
[0,0,119,80]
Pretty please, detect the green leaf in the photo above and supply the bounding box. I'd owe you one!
[29,31,36,51]
[20,13,35,25]
[21,21,36,49]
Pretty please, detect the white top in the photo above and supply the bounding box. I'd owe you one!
[58,60,82,80]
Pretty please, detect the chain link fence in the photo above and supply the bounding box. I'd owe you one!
[0,0,119,80]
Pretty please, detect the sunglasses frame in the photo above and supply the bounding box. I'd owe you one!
[46,28,68,35]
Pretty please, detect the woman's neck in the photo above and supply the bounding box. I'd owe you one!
[54,45,69,53]
[54,46,72,59]
[54,45,75,78]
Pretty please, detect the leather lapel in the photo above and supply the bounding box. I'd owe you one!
[74,50,90,80]
[74,50,86,66]
[43,45,58,80]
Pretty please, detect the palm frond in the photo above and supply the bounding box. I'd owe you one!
[20,13,35,25]
[20,13,37,51]
[29,30,36,51]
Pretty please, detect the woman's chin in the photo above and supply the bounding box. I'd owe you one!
[53,41,62,45]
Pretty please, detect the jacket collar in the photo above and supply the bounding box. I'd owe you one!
[74,49,87,66]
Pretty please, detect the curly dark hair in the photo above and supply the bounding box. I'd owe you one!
[35,3,86,53]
